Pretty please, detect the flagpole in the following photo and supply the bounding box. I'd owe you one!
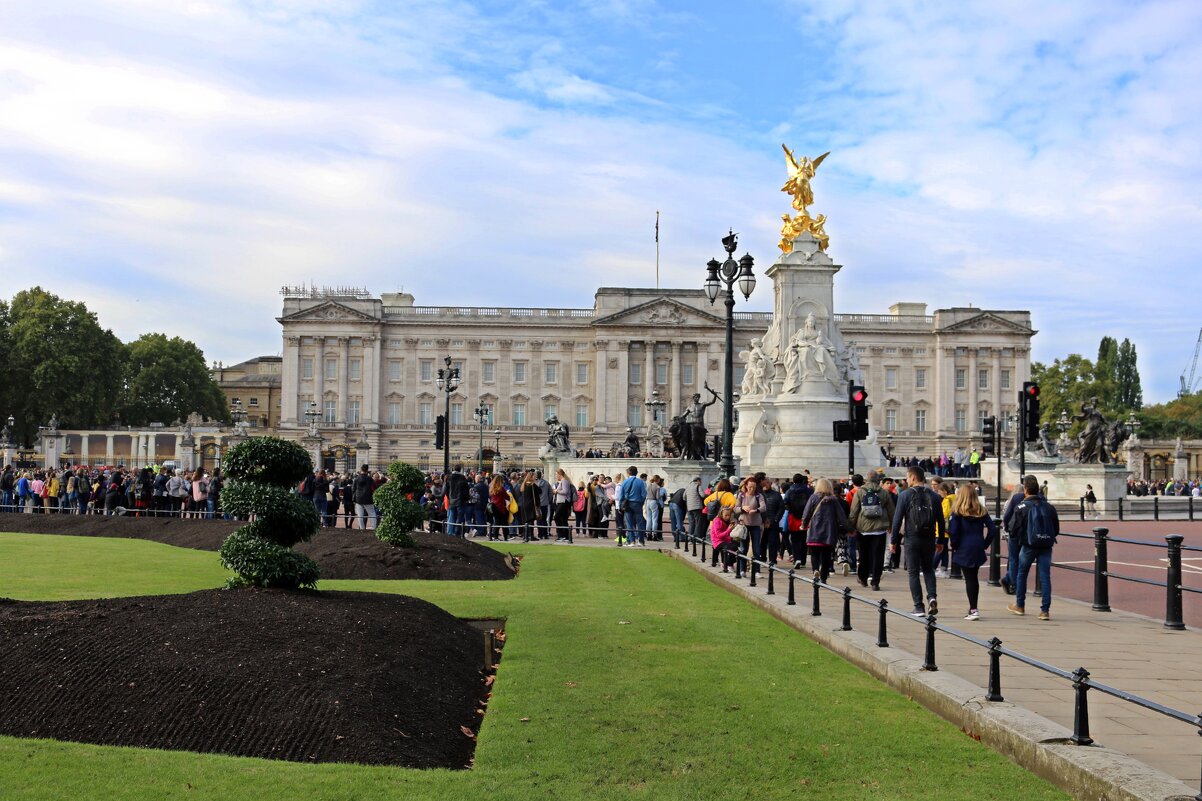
[655,210,660,290]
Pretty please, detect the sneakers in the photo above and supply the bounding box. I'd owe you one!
[1008,603,1025,616]
[911,606,927,617]
[964,610,980,621]
[934,568,949,579]
[1038,610,1050,621]
[927,598,938,617]
[793,560,804,570]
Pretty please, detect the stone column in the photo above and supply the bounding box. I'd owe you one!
[593,339,609,434]
[616,343,630,429]
[339,337,351,424]
[644,341,656,405]
[363,335,378,426]
[80,434,90,465]
[698,343,711,398]
[967,348,979,436]
[286,335,302,425]
[991,349,1002,417]
[315,337,326,413]
[669,342,681,417]
[105,434,114,465]
[174,435,182,463]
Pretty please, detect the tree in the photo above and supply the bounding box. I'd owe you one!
[3,288,124,446]
[1116,338,1143,411]
[1095,336,1119,409]
[1137,393,1202,439]
[120,333,228,427]
[1031,354,1105,434]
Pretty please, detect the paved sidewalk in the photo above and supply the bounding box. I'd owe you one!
[664,544,1202,791]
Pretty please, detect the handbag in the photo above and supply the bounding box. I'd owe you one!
[730,523,748,542]
[506,493,518,516]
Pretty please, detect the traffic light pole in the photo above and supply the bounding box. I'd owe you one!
[1018,390,1026,480]
[847,380,855,478]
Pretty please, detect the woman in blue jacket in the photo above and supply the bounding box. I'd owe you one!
[948,484,997,621]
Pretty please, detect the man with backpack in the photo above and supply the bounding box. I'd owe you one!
[890,466,947,617]
[849,469,895,590]
[1008,475,1060,620]
[783,474,813,569]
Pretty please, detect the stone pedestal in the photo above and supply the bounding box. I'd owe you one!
[980,459,1127,504]
[40,430,60,470]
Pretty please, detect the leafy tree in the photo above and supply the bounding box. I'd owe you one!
[1116,338,1143,411]
[120,333,228,426]
[3,288,123,446]
[1031,355,1106,434]
[1136,393,1202,439]
[1096,336,1119,409]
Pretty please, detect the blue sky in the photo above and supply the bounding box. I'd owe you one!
[0,0,1199,402]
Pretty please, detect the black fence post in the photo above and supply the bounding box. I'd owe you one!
[986,637,1004,702]
[1092,527,1111,612]
[1079,496,1085,522]
[876,599,889,647]
[701,538,707,563]
[692,536,697,557]
[811,578,821,617]
[1071,667,1094,745]
[988,523,1001,586]
[1166,534,1186,631]
[840,586,853,631]
[735,552,743,579]
[922,615,938,671]
[787,570,796,606]
[1118,496,1124,521]
[749,559,757,587]
[1154,495,1160,521]
[1190,495,1195,522]
[766,565,775,595]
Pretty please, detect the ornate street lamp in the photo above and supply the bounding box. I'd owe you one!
[230,398,250,439]
[435,356,461,475]
[472,401,491,474]
[1126,411,1141,442]
[304,400,320,437]
[494,428,502,462]
[704,230,755,478]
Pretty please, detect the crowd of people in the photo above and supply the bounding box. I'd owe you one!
[1127,478,1200,497]
[0,464,224,517]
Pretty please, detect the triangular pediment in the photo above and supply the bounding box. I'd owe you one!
[278,301,378,323]
[939,312,1033,335]
[593,297,725,328]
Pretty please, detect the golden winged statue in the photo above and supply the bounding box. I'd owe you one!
[779,145,830,253]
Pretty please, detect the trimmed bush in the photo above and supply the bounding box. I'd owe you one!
[373,460,427,547]
[218,437,321,589]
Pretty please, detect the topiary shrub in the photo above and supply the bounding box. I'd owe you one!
[218,437,320,589]
[373,460,427,547]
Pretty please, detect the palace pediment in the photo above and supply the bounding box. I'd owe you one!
[278,301,378,323]
[592,298,725,328]
[938,312,1034,335]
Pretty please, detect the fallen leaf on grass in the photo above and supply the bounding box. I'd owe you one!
[520,717,531,723]
[460,726,476,740]
[618,620,631,625]
[564,681,578,688]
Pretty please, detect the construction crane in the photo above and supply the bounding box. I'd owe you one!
[1181,327,1202,397]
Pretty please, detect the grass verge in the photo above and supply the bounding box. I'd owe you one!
[0,533,1068,800]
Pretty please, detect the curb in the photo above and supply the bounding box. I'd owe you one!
[663,547,1198,801]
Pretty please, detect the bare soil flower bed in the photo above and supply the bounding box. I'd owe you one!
[0,513,516,581]
[0,588,492,767]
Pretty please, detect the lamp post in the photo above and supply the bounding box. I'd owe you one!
[644,389,666,457]
[472,401,491,474]
[1126,411,1141,442]
[886,433,894,462]
[704,229,756,478]
[436,356,461,475]
[230,398,249,439]
[494,428,502,462]
[1055,409,1072,455]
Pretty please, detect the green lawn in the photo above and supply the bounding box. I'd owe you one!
[0,532,1069,801]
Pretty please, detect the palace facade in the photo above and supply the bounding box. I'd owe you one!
[271,286,1036,472]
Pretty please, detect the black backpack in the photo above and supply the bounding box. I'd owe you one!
[905,488,936,536]
[786,486,811,518]
[1025,498,1057,549]
[860,488,884,519]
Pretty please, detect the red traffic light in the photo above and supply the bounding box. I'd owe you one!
[851,388,867,404]
[1023,382,1040,397]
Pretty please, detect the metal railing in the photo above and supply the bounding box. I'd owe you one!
[675,529,1202,798]
[1073,495,1199,522]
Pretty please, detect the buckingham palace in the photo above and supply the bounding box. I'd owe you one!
[268,285,1035,471]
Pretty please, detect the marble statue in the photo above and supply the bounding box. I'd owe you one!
[739,337,777,396]
[784,313,840,392]
[836,341,862,384]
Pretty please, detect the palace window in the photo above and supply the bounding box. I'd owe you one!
[248,397,259,407]
[482,361,496,382]
[978,369,989,390]
[348,400,360,425]
[388,360,401,381]
[978,409,990,430]
[451,402,463,425]
[513,403,527,426]
[324,358,337,381]
[915,368,927,389]
[420,360,433,381]
[915,409,927,432]
[419,402,432,425]
[955,368,966,389]
[885,368,898,390]
[1001,369,1011,390]
[514,362,527,382]
[545,362,558,384]
[628,403,643,427]
[682,364,694,385]
[348,359,361,381]
[629,362,642,385]
[323,400,337,423]
[387,403,401,425]
[544,403,558,422]
[955,409,966,433]
[885,409,897,432]
[576,363,588,384]
[302,358,313,379]
[656,362,668,385]
[576,404,589,427]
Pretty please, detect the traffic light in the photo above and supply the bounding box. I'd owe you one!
[981,415,997,457]
[1021,382,1041,442]
[850,385,869,440]
[434,414,446,450]
[833,420,851,443]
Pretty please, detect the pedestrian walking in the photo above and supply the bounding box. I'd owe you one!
[890,466,947,617]
[1008,475,1060,620]
[947,484,996,620]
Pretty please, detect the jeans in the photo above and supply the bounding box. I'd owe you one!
[355,502,377,530]
[1005,533,1022,588]
[856,533,887,587]
[669,503,685,544]
[743,525,764,560]
[207,498,217,519]
[762,524,781,563]
[1015,546,1052,612]
[554,500,572,540]
[905,535,938,609]
[1,489,12,513]
[446,505,467,537]
[688,509,704,543]
[624,502,646,544]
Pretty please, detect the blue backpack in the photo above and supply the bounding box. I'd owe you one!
[1025,499,1057,549]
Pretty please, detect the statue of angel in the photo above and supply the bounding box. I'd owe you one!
[781,145,829,214]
